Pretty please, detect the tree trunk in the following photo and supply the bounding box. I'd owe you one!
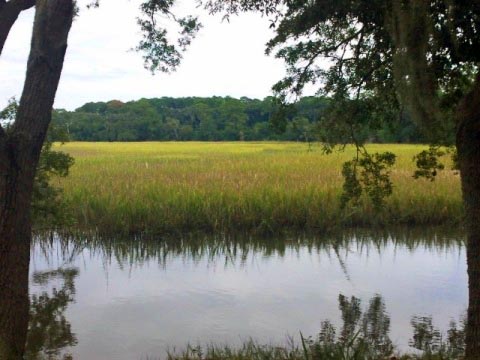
[0,140,33,358]
[0,0,73,358]
[456,73,480,359]
[0,0,35,56]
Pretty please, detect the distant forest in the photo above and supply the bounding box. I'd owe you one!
[53,96,426,142]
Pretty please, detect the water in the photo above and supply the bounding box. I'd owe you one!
[28,229,467,359]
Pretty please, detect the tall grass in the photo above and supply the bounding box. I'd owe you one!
[164,341,461,360]
[53,142,463,234]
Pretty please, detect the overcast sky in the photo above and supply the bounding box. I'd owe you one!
[0,0,296,111]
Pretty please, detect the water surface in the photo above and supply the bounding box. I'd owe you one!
[28,229,467,359]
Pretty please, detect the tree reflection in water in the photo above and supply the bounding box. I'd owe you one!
[305,294,465,359]
[25,268,79,360]
[26,229,466,358]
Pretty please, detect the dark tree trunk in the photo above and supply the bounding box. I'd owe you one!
[0,0,73,358]
[456,73,480,360]
[0,139,33,358]
[0,0,35,56]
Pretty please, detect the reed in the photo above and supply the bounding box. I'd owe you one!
[163,341,460,360]
[53,142,463,234]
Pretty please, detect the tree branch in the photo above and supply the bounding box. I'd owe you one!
[6,0,35,10]
[20,0,35,10]
[0,0,35,55]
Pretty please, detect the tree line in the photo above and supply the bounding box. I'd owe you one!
[53,96,426,143]
[2,0,480,357]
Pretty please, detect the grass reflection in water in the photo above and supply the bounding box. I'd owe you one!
[28,228,466,359]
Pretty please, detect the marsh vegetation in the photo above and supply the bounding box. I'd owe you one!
[51,142,462,234]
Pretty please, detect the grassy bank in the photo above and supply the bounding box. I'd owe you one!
[54,142,463,234]
[165,342,461,360]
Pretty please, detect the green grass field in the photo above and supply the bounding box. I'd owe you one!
[53,142,463,234]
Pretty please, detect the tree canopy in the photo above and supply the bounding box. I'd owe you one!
[200,0,478,152]
[51,96,426,143]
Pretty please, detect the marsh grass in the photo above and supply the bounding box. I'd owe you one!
[161,297,464,360]
[163,341,461,360]
[53,142,463,234]
[161,290,465,360]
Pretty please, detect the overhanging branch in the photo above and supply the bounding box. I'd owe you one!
[7,0,35,10]
[0,0,35,55]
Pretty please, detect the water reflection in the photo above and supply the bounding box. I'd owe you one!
[26,268,79,360]
[28,228,467,359]
[170,294,466,359]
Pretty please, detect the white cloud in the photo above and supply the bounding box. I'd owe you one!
[0,0,290,110]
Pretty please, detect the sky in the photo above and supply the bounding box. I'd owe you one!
[0,0,293,111]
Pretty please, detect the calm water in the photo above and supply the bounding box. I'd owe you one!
[28,229,467,359]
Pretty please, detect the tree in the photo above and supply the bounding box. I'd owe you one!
[52,96,342,141]
[0,0,200,357]
[0,2,74,357]
[203,0,480,357]
[1,99,75,230]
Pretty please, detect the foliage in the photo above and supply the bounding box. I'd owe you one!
[52,96,426,143]
[32,134,75,229]
[341,150,396,210]
[0,99,74,228]
[82,0,201,74]
[202,0,479,211]
[0,97,17,124]
[136,4,202,73]
[53,97,325,142]
[412,145,460,182]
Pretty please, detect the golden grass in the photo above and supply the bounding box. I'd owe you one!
[53,142,463,234]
